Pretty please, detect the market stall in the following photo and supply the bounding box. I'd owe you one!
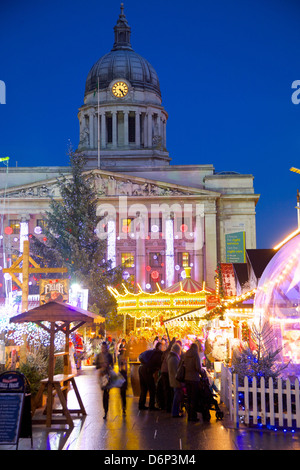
[10,301,104,428]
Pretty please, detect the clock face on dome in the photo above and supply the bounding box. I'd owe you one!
[112,81,129,98]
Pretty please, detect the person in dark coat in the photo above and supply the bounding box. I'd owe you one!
[159,337,175,411]
[168,342,184,417]
[96,342,113,419]
[138,342,163,410]
[183,342,202,421]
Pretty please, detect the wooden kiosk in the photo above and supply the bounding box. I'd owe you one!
[10,301,104,428]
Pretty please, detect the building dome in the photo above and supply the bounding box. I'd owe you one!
[254,233,300,376]
[85,50,161,97]
[84,4,161,97]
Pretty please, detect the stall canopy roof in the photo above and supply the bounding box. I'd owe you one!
[10,301,104,324]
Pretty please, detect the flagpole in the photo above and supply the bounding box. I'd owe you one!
[97,77,100,169]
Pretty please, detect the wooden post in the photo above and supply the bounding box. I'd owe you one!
[64,323,71,375]
[232,373,239,428]
[22,239,29,312]
[3,239,68,313]
[46,322,55,427]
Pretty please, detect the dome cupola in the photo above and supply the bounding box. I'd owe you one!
[84,3,161,97]
[78,4,169,170]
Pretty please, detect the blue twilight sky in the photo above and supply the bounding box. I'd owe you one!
[1,0,300,250]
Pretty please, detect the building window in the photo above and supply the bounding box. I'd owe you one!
[121,253,134,267]
[148,217,162,233]
[178,252,190,267]
[149,252,162,267]
[176,217,192,233]
[36,219,47,232]
[9,220,20,234]
[121,218,134,234]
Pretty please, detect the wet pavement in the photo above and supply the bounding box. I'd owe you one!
[2,366,300,451]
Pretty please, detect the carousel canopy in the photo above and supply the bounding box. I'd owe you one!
[163,270,214,294]
[108,267,215,320]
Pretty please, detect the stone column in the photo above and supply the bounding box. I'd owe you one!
[147,111,152,148]
[143,112,147,147]
[89,111,94,149]
[157,113,162,140]
[112,111,117,148]
[192,206,205,283]
[101,112,106,149]
[204,202,218,289]
[124,110,129,147]
[163,119,167,148]
[135,111,140,147]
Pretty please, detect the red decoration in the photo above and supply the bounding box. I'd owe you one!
[180,224,188,232]
[146,265,151,272]
[4,226,13,235]
[151,270,159,280]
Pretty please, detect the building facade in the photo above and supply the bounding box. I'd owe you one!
[0,5,259,299]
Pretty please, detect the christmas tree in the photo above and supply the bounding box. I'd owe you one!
[31,149,123,320]
[231,320,289,384]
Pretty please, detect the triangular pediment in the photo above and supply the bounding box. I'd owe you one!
[0,168,220,199]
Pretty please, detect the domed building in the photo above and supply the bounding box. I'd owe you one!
[0,4,259,302]
[78,4,169,169]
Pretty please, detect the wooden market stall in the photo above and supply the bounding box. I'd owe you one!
[10,301,104,428]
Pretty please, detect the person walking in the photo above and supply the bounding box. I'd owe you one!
[96,342,113,420]
[119,354,128,415]
[184,342,202,422]
[117,338,127,368]
[138,342,163,410]
[168,342,184,417]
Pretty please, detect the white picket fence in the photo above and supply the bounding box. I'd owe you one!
[220,365,300,429]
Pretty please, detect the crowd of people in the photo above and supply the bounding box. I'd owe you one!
[95,334,221,423]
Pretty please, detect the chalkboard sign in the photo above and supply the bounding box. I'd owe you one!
[0,371,26,393]
[0,393,24,446]
[0,371,32,449]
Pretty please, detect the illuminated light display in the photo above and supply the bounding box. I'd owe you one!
[165,218,174,287]
[273,227,300,251]
[180,224,188,232]
[20,221,28,252]
[254,233,300,376]
[107,268,215,324]
[151,270,159,280]
[34,226,42,235]
[107,219,116,268]
[4,226,13,235]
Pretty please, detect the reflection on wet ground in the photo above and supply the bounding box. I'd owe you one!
[3,366,300,451]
